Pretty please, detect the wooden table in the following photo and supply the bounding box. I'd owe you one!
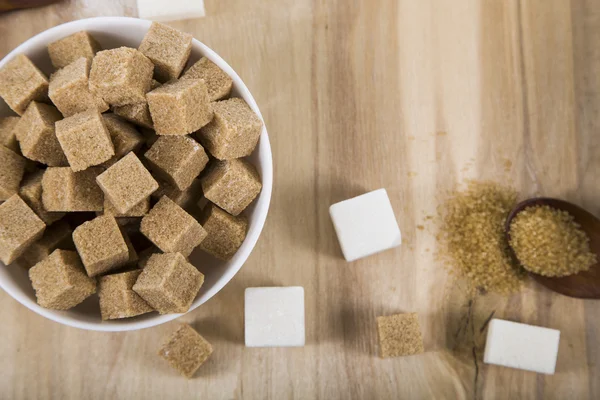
[1,1,599,399]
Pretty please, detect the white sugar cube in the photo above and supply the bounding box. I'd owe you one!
[329,189,401,262]
[484,319,560,375]
[137,0,205,21]
[245,287,305,348]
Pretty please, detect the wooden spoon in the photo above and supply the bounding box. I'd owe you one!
[505,197,600,299]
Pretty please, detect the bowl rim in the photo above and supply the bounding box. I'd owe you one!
[0,16,273,332]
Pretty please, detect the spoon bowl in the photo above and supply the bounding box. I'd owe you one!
[505,198,600,299]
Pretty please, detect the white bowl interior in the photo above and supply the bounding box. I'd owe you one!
[0,17,272,331]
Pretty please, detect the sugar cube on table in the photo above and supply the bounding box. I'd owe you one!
[483,319,560,375]
[329,188,401,262]
[244,287,305,348]
[137,0,206,22]
[376,313,425,358]
[158,323,213,379]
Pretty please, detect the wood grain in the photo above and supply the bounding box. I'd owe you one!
[1,0,599,399]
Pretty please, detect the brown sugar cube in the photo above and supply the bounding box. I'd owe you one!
[41,167,104,212]
[14,102,68,166]
[49,57,108,117]
[96,152,158,214]
[15,220,73,269]
[0,145,26,201]
[158,324,213,378]
[199,204,248,260]
[132,252,204,314]
[103,197,150,218]
[197,98,263,160]
[0,54,48,115]
[47,31,101,69]
[73,215,130,277]
[29,249,96,310]
[138,22,192,82]
[140,196,207,257]
[19,170,65,224]
[101,113,144,167]
[376,313,425,358]
[182,57,233,101]
[98,270,153,320]
[112,102,152,129]
[89,47,154,106]
[0,116,20,151]
[112,79,161,129]
[144,136,208,191]
[55,109,114,171]
[201,159,262,216]
[138,246,160,268]
[152,178,202,214]
[147,79,213,135]
[0,195,46,265]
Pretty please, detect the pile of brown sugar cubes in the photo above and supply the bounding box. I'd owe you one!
[0,22,263,320]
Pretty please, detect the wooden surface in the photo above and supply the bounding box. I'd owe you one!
[1,1,599,399]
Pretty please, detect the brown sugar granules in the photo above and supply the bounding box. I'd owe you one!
[437,181,524,294]
[509,205,597,277]
[376,313,425,358]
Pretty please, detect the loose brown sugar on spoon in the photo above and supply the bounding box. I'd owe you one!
[509,205,597,277]
[437,181,525,294]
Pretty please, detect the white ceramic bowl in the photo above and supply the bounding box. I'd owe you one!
[0,17,272,331]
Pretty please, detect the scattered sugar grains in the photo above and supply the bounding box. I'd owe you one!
[437,181,524,294]
[509,205,597,277]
